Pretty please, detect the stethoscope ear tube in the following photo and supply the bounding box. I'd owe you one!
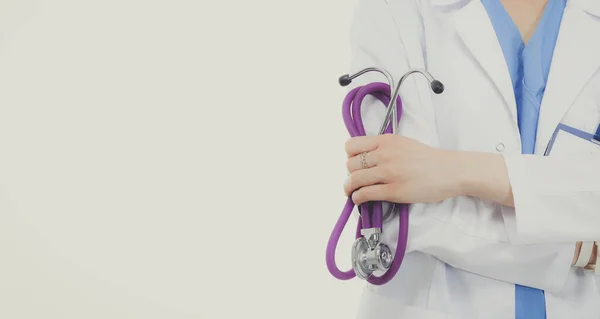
[326,67,443,285]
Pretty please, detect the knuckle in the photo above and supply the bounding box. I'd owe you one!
[349,173,360,188]
[352,190,363,204]
[380,166,393,179]
[378,135,390,146]
[344,139,353,154]
[344,176,352,190]
[390,169,403,182]
[382,134,396,143]
[346,181,354,194]
[349,174,361,189]
[391,186,403,202]
[364,187,375,199]
[377,149,390,162]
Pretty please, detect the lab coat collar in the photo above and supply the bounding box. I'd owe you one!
[429,0,469,7]
[430,0,600,153]
[440,0,520,130]
[429,0,600,15]
[535,0,600,153]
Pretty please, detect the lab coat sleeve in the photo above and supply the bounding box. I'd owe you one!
[503,153,600,244]
[347,0,574,292]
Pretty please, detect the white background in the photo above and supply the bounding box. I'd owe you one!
[0,0,364,318]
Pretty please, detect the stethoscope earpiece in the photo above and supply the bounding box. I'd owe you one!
[431,79,445,94]
[338,74,352,87]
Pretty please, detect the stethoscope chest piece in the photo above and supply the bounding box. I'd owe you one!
[351,228,393,280]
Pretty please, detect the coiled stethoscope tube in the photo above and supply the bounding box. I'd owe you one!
[326,67,444,286]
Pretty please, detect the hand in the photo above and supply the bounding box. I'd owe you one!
[572,241,598,269]
[343,134,464,206]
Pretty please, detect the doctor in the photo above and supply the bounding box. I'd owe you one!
[342,0,600,318]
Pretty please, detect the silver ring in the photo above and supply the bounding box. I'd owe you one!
[360,151,369,169]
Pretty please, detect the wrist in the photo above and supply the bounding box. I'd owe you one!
[443,150,513,205]
[441,149,479,198]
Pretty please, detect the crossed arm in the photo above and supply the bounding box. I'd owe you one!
[343,135,597,269]
[345,0,598,292]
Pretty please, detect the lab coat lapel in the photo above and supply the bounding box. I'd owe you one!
[449,0,518,128]
[535,0,600,154]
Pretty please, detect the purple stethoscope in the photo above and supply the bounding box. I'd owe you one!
[325,67,444,285]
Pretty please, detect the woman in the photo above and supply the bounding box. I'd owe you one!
[342,0,600,318]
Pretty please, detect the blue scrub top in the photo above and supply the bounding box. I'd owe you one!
[480,0,566,318]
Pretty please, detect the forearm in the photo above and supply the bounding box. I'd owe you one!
[445,150,594,267]
[412,222,575,292]
[447,150,514,207]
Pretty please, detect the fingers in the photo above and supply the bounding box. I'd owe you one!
[346,150,380,173]
[345,136,380,158]
[351,184,394,206]
[344,167,389,197]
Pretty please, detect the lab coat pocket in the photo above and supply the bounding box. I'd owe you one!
[565,76,600,138]
[548,90,600,157]
[448,197,509,243]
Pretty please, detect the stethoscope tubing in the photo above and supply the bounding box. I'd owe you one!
[326,81,409,285]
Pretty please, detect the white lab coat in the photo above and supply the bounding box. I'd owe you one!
[348,0,600,318]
